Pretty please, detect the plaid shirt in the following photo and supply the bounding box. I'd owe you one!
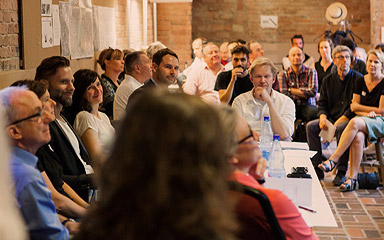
[278,65,318,106]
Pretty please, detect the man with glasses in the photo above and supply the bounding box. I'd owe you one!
[0,87,70,239]
[232,57,295,141]
[306,45,363,183]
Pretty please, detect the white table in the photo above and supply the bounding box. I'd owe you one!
[264,148,337,228]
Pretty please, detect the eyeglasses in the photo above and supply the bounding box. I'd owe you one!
[335,55,350,60]
[238,127,255,144]
[10,110,44,126]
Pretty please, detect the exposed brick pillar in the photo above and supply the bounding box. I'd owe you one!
[157,2,192,71]
[371,0,384,47]
[0,0,19,71]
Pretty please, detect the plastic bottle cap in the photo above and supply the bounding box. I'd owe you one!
[273,135,280,141]
[264,116,270,121]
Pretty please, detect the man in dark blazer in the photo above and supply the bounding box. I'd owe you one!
[35,56,93,200]
[128,48,179,105]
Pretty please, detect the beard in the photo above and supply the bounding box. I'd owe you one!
[49,88,73,107]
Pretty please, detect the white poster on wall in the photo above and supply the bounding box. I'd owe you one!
[41,17,53,48]
[260,15,278,29]
[93,6,116,51]
[41,0,52,16]
[52,4,60,46]
[59,2,70,56]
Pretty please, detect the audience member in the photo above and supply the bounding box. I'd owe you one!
[74,90,238,240]
[233,57,295,140]
[215,45,253,105]
[282,34,315,70]
[146,41,166,60]
[375,43,384,52]
[319,49,384,191]
[279,47,318,123]
[312,38,334,95]
[97,48,125,118]
[338,38,367,75]
[114,51,152,120]
[247,41,264,64]
[221,107,318,240]
[355,47,367,63]
[306,45,363,183]
[220,42,229,66]
[35,56,93,201]
[224,41,240,71]
[117,48,135,81]
[11,80,88,218]
[183,37,207,77]
[184,42,222,104]
[66,69,115,169]
[0,105,27,240]
[128,48,179,104]
[0,86,72,239]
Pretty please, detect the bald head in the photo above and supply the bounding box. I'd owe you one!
[288,47,304,66]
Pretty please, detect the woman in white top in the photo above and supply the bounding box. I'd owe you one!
[70,69,115,167]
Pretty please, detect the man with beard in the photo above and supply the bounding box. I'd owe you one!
[184,42,223,104]
[35,56,93,201]
[128,48,179,104]
[215,45,253,105]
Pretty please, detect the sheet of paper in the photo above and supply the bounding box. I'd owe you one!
[52,4,60,46]
[283,150,317,159]
[280,141,309,150]
[41,17,53,48]
[318,119,336,143]
[41,0,52,16]
[59,2,70,56]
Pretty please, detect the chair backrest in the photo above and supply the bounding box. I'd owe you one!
[228,181,286,240]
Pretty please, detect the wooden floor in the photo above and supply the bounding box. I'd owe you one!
[313,169,384,240]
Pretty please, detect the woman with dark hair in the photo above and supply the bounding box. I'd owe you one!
[312,37,334,93]
[74,90,238,240]
[97,48,125,118]
[69,69,115,165]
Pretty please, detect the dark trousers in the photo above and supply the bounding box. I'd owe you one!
[306,119,349,172]
[296,104,318,123]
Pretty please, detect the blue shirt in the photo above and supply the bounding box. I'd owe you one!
[11,147,69,240]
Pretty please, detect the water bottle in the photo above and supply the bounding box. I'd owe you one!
[260,116,273,161]
[268,135,286,178]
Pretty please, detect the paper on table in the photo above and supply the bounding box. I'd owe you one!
[318,119,336,143]
[280,141,309,150]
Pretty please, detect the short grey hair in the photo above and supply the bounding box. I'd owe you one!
[332,45,351,59]
[248,57,278,77]
[202,42,218,56]
[146,41,166,60]
[0,86,27,125]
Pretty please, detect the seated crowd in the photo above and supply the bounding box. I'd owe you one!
[2,35,384,240]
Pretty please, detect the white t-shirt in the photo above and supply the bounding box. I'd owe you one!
[232,89,296,137]
[56,118,94,174]
[74,111,115,155]
[113,75,143,120]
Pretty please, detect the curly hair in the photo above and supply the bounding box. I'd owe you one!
[74,90,238,240]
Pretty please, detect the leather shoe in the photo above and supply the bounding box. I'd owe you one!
[332,171,346,186]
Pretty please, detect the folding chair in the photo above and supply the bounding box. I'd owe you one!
[228,181,286,240]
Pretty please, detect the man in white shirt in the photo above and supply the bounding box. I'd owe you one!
[184,42,223,104]
[114,51,152,120]
[232,57,295,140]
[183,37,206,77]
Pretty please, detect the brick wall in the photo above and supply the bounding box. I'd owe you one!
[0,0,19,71]
[157,2,192,71]
[115,0,128,50]
[192,0,370,46]
[371,0,384,47]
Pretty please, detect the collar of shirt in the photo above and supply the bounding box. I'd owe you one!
[287,65,307,76]
[126,74,144,87]
[203,62,224,76]
[251,88,277,104]
[12,147,38,168]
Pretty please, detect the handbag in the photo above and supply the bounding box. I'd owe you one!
[357,172,379,189]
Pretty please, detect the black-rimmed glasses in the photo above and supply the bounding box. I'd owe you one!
[238,127,255,144]
[9,110,44,126]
